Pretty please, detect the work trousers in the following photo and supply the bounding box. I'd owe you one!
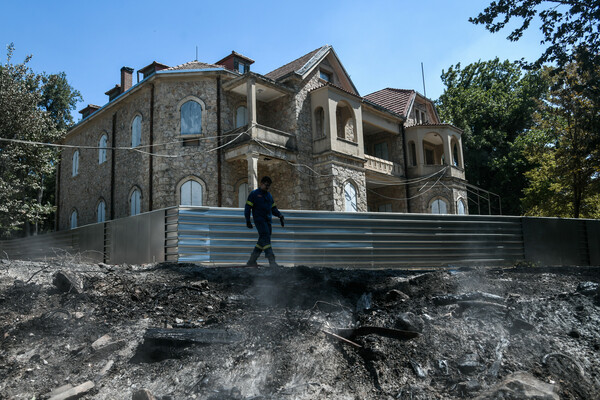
[253,220,274,256]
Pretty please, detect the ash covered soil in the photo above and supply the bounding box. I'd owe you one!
[0,258,599,400]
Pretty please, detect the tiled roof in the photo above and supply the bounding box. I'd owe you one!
[310,82,361,99]
[167,60,223,70]
[363,88,415,117]
[265,46,328,80]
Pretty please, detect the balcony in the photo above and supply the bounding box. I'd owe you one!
[407,163,466,180]
[223,123,297,162]
[365,154,402,176]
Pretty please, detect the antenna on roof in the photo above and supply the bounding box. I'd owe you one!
[195,46,198,61]
[421,62,427,98]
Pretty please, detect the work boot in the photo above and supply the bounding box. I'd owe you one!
[246,248,261,267]
[267,254,279,268]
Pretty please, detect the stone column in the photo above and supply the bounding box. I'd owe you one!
[247,152,259,190]
[443,133,452,166]
[246,78,257,128]
[416,133,425,176]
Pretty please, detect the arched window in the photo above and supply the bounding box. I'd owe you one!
[72,150,79,177]
[181,100,202,135]
[314,107,325,138]
[238,182,249,208]
[431,198,448,214]
[99,134,108,164]
[452,142,459,167]
[336,103,356,142]
[70,210,78,229]
[97,200,106,223]
[344,181,358,212]
[131,115,142,147]
[130,188,141,216]
[180,179,203,206]
[235,106,247,128]
[457,198,466,215]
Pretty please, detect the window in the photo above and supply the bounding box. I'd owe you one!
[374,142,389,160]
[234,60,248,73]
[235,106,247,128]
[314,107,325,138]
[425,148,435,165]
[70,210,78,229]
[99,135,108,164]
[131,115,142,147]
[344,182,358,212]
[431,198,448,214]
[97,200,106,223]
[409,141,417,166]
[457,199,466,215]
[130,188,141,216]
[319,70,332,82]
[72,150,79,177]
[336,103,355,141]
[181,101,202,135]
[453,142,459,167]
[238,182,248,208]
[378,203,392,212]
[180,180,203,206]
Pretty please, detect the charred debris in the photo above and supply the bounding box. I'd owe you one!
[0,258,599,399]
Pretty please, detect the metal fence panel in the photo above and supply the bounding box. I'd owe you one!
[522,217,590,266]
[176,207,526,267]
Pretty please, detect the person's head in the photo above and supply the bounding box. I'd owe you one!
[260,176,272,191]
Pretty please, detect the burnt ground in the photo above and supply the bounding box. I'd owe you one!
[0,256,599,399]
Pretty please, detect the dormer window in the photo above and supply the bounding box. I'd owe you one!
[415,109,427,124]
[234,60,249,74]
[319,70,332,82]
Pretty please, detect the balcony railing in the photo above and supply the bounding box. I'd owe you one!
[223,123,297,151]
[365,154,403,176]
[407,163,466,180]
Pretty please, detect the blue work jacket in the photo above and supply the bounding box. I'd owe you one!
[244,188,282,223]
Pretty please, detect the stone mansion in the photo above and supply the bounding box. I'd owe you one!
[58,45,468,230]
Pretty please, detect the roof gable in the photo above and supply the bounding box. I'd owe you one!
[265,45,359,95]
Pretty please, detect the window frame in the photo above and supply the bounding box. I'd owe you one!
[129,187,142,216]
[97,199,106,223]
[179,179,203,206]
[180,99,203,136]
[72,150,79,177]
[131,115,142,148]
[98,134,108,164]
[344,181,358,212]
[430,198,449,214]
[70,209,78,229]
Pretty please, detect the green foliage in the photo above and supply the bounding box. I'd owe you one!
[436,59,546,215]
[0,44,81,237]
[470,0,600,71]
[521,64,600,218]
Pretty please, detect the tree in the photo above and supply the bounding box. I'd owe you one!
[470,0,600,71]
[436,59,546,215]
[521,64,600,218]
[0,44,81,237]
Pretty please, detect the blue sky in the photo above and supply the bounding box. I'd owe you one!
[2,0,546,121]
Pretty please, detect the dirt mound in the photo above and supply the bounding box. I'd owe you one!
[0,259,599,399]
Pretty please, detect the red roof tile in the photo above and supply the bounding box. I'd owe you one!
[363,88,415,117]
[265,46,326,80]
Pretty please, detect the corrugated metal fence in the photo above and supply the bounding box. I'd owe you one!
[175,207,525,267]
[1,207,598,267]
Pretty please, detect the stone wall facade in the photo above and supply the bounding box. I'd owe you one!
[59,52,468,230]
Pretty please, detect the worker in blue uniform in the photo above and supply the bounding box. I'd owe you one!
[244,176,285,267]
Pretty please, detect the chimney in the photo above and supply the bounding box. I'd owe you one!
[79,104,101,119]
[121,67,134,93]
